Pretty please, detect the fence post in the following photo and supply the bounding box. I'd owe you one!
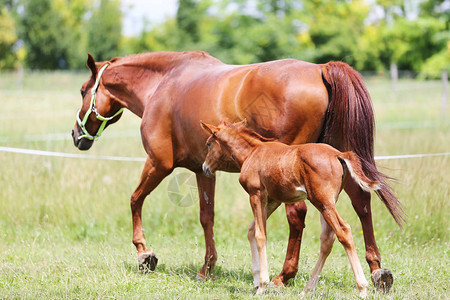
[442,70,448,119]
[390,62,398,92]
[17,66,23,91]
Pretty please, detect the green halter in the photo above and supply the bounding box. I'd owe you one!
[76,64,124,141]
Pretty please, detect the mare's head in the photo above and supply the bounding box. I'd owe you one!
[72,54,124,150]
[200,119,256,177]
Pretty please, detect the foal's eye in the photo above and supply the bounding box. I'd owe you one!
[206,142,211,147]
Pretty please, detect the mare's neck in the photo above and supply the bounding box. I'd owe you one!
[101,52,218,118]
[220,133,263,168]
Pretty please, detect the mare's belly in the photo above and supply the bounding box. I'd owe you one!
[272,185,308,204]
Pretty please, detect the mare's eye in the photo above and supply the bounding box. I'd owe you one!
[80,89,87,97]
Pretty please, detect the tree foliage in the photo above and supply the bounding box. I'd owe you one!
[0,3,17,68]
[86,0,122,61]
[20,0,69,69]
[2,0,449,76]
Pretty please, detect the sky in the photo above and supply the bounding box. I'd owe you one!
[121,0,178,36]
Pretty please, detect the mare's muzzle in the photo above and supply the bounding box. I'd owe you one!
[72,128,94,150]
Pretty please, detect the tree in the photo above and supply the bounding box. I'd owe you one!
[419,0,450,77]
[54,0,90,69]
[297,0,370,66]
[17,0,89,69]
[0,2,18,69]
[176,0,202,43]
[86,0,122,61]
[20,0,70,69]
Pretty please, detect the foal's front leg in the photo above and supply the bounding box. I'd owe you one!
[249,191,270,295]
[248,199,280,289]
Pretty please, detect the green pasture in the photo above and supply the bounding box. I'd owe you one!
[0,71,448,299]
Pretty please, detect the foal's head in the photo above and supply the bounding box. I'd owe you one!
[200,120,274,177]
[72,54,124,150]
[200,121,237,177]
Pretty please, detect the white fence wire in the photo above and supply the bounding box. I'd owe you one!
[0,146,448,162]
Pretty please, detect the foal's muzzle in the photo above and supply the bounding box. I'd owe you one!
[202,162,214,178]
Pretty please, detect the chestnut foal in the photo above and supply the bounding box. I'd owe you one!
[201,120,380,298]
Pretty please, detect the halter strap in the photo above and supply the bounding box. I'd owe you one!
[76,64,124,140]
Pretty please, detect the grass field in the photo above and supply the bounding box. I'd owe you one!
[0,70,449,299]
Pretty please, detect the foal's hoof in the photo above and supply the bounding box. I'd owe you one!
[138,252,158,272]
[255,286,266,295]
[371,269,393,293]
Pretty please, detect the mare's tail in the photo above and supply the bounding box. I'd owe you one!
[320,61,405,227]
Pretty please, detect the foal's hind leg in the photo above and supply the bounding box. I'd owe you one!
[272,201,307,287]
[312,200,369,298]
[301,214,336,296]
[195,173,217,280]
[345,179,393,293]
[131,157,172,271]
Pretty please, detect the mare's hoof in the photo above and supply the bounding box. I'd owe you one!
[371,268,393,293]
[138,252,158,272]
[271,276,286,288]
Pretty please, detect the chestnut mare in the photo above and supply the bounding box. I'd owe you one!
[201,120,382,297]
[71,51,403,291]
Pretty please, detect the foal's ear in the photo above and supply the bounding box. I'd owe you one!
[86,53,97,77]
[200,121,218,135]
[238,118,248,126]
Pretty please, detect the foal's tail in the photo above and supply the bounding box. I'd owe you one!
[338,152,381,193]
[321,61,405,227]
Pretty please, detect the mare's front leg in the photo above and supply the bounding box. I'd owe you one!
[248,190,270,295]
[272,201,307,287]
[248,199,281,289]
[195,173,217,280]
[132,157,172,271]
[345,179,393,293]
[301,214,336,296]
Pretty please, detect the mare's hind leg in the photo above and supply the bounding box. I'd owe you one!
[301,214,336,296]
[195,173,217,280]
[131,157,172,271]
[345,179,393,293]
[248,199,281,289]
[272,201,307,287]
[312,200,369,298]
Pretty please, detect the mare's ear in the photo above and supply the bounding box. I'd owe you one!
[200,121,219,135]
[86,53,97,77]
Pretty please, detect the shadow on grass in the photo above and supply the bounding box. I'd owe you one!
[122,259,315,296]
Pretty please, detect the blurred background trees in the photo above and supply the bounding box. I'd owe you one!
[0,0,448,77]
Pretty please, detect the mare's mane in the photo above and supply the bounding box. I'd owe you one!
[107,51,222,71]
